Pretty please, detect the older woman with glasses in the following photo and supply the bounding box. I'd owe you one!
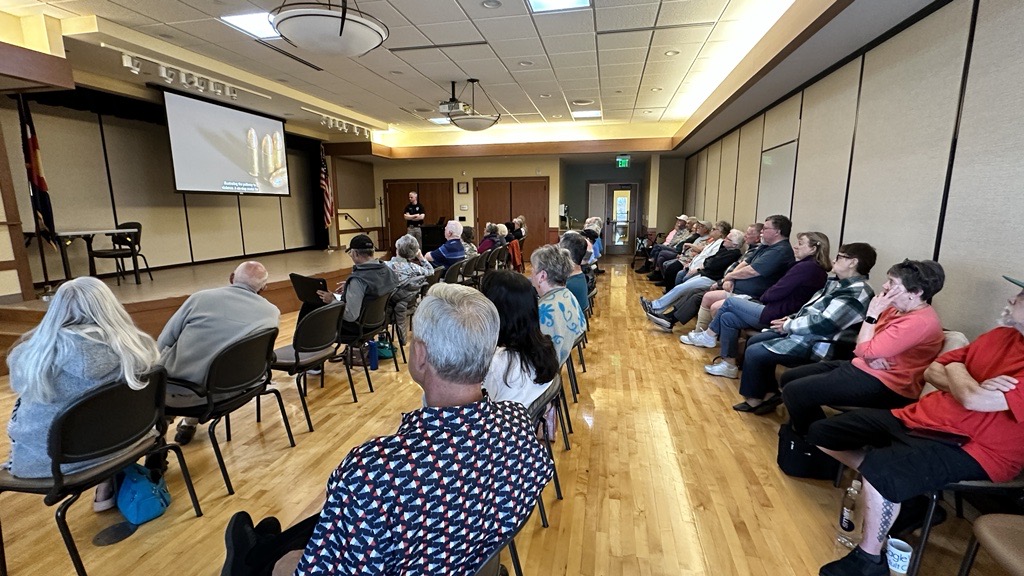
[731,243,877,414]
[780,259,947,433]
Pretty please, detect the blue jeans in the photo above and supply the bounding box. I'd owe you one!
[738,330,812,399]
[709,296,767,358]
[652,275,714,311]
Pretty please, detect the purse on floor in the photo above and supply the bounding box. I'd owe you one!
[777,423,840,480]
[117,463,171,525]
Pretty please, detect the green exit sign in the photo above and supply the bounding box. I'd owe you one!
[616,154,630,168]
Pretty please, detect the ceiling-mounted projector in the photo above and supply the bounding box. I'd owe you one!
[440,100,471,115]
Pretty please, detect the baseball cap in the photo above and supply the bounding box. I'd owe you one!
[676,214,688,220]
[1004,275,1024,289]
[347,234,374,252]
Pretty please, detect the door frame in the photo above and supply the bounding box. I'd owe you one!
[585,180,642,256]
[383,178,454,250]
[473,176,550,243]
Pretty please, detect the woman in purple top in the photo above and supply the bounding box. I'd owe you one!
[683,232,832,379]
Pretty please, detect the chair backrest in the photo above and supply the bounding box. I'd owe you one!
[460,255,479,279]
[49,368,167,491]
[354,291,392,339]
[293,302,344,353]
[526,375,562,423]
[443,260,466,283]
[475,249,492,273]
[205,327,279,396]
[112,221,142,250]
[485,248,501,270]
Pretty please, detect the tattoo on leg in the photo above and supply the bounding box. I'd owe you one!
[878,499,896,543]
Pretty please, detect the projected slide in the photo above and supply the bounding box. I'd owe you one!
[164,91,290,195]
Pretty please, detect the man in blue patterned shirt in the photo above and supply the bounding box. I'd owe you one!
[221,283,554,576]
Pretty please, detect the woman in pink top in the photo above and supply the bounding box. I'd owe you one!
[779,260,946,434]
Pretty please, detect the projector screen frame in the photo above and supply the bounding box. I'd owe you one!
[156,86,294,197]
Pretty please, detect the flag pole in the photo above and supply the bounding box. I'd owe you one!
[16,95,50,286]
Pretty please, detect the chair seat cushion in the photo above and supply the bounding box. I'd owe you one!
[91,248,134,257]
[271,344,335,373]
[974,514,1024,576]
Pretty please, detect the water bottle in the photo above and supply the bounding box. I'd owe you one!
[834,479,863,556]
[367,340,379,370]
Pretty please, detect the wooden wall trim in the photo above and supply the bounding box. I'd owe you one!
[0,115,38,300]
[328,138,676,160]
[0,41,75,91]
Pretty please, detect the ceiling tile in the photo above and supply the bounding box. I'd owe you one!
[635,92,672,108]
[418,21,485,44]
[555,65,597,81]
[646,42,702,63]
[2,2,75,16]
[388,0,469,25]
[708,19,756,42]
[720,0,769,21]
[533,9,595,37]
[597,30,651,51]
[442,44,498,62]
[456,0,528,19]
[541,33,596,55]
[168,18,253,45]
[178,0,255,17]
[598,47,647,65]
[632,108,666,122]
[601,109,631,120]
[109,0,208,23]
[353,1,412,28]
[557,78,599,91]
[57,0,159,27]
[599,74,641,88]
[471,14,535,41]
[415,61,471,84]
[384,26,431,49]
[657,0,728,26]
[489,37,546,58]
[651,25,713,47]
[502,55,551,71]
[356,49,418,74]
[548,51,597,69]
[456,59,514,84]
[509,113,546,124]
[136,23,208,47]
[595,3,658,32]
[510,68,556,84]
[643,59,694,77]
[599,62,643,78]
[393,48,450,66]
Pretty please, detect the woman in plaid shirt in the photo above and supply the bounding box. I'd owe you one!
[732,243,878,415]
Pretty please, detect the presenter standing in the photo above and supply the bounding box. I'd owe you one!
[403,191,425,247]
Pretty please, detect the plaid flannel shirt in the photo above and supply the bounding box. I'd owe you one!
[763,275,875,360]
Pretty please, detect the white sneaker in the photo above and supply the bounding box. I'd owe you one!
[689,330,717,348]
[679,330,700,345]
[705,360,738,378]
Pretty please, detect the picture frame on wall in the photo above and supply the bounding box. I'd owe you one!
[457,181,469,194]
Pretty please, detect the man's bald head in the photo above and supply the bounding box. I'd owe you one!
[231,261,269,293]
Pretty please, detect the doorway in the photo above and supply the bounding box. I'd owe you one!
[384,179,454,250]
[474,177,549,258]
[587,181,640,255]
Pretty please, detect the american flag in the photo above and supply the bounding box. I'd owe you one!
[320,144,334,229]
[17,95,57,249]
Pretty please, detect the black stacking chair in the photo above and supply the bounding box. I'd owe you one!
[166,328,285,496]
[272,302,344,424]
[526,376,569,529]
[334,292,399,402]
[443,259,466,283]
[87,221,152,285]
[459,255,480,285]
[472,510,534,576]
[0,368,202,576]
[466,249,491,287]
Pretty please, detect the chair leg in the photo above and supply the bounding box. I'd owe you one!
[54,492,87,576]
[360,346,375,393]
[225,413,231,442]
[345,349,359,403]
[139,253,153,281]
[208,418,234,495]
[509,539,523,576]
[536,493,549,528]
[255,395,262,422]
[909,491,941,576]
[161,444,204,517]
[388,333,400,372]
[577,342,587,373]
[294,374,314,432]
[546,435,562,500]
[559,379,574,435]
[555,393,570,450]
[0,508,7,576]
[957,535,980,576]
[263,388,296,448]
[566,357,579,402]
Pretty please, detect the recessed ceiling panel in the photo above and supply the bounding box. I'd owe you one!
[388,0,470,25]
[533,9,596,37]
[595,3,659,32]
[489,37,547,58]
[597,30,652,51]
[542,33,597,54]
[657,0,729,27]
[418,21,485,44]
[549,51,598,68]
[473,15,538,41]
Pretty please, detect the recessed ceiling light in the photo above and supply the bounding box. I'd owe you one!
[482,0,502,7]
[650,87,662,92]
[571,110,601,119]
[664,50,680,57]
[390,70,404,75]
[643,110,653,114]
[428,117,451,125]
[221,12,279,39]
[414,107,432,113]
[539,93,552,98]
[528,0,590,13]
[551,114,563,118]
[518,60,534,67]
[571,99,594,106]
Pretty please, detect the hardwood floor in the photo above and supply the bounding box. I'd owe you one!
[0,257,1011,575]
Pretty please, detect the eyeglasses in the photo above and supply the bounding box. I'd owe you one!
[762,226,777,231]
[835,254,854,260]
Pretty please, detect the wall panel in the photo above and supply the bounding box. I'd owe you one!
[240,195,286,254]
[718,130,739,225]
[756,142,797,220]
[762,93,802,150]
[683,155,698,216]
[184,194,243,262]
[842,0,970,275]
[704,141,721,220]
[734,115,763,227]
[282,151,316,250]
[935,0,1024,338]
[694,148,707,219]
[791,59,860,247]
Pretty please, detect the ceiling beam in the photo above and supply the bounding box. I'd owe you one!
[326,137,675,160]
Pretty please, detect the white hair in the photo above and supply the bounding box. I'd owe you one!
[395,234,420,259]
[445,220,464,238]
[496,223,508,236]
[8,277,159,404]
[413,283,499,384]
[232,261,269,292]
[726,229,745,245]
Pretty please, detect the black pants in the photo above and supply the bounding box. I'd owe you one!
[738,330,813,399]
[242,514,319,575]
[780,361,913,435]
[661,260,685,288]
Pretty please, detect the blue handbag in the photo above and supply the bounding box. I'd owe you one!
[116,464,171,525]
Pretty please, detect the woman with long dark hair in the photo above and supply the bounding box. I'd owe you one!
[480,269,560,406]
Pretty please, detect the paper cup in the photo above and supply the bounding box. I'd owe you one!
[886,538,913,576]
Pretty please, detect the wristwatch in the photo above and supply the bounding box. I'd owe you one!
[864,316,878,324]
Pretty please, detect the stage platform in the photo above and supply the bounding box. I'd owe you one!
[0,249,365,372]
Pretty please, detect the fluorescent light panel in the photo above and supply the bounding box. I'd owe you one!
[527,0,590,13]
[571,110,601,119]
[221,12,279,39]
[428,117,451,125]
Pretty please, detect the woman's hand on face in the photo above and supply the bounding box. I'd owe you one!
[868,284,904,316]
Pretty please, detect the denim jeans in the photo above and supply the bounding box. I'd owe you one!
[653,275,714,311]
[709,296,767,358]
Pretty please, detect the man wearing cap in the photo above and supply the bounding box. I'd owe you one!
[424,220,466,269]
[635,215,692,274]
[318,233,398,338]
[809,275,1024,576]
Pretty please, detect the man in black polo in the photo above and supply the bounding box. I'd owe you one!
[403,191,425,247]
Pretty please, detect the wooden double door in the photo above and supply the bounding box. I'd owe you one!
[384,179,454,250]
[474,177,549,258]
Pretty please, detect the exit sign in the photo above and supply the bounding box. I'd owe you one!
[616,154,630,168]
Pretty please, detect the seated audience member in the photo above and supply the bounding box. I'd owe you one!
[686,215,795,336]
[480,270,560,406]
[583,216,606,273]
[809,275,1024,576]
[477,222,502,253]
[781,259,946,433]
[318,234,398,341]
[385,234,433,345]
[659,220,731,286]
[4,277,159,512]
[424,220,467,269]
[649,220,710,279]
[643,228,744,329]
[733,243,876,414]
[160,261,280,445]
[517,214,528,237]
[531,244,587,364]
[559,231,591,310]
[494,223,510,247]
[461,225,478,256]
[503,221,516,243]
[636,215,688,273]
[686,232,832,378]
[220,284,554,575]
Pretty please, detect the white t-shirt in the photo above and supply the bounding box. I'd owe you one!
[482,347,550,407]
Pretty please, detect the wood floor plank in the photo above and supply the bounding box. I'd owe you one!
[0,258,1012,575]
